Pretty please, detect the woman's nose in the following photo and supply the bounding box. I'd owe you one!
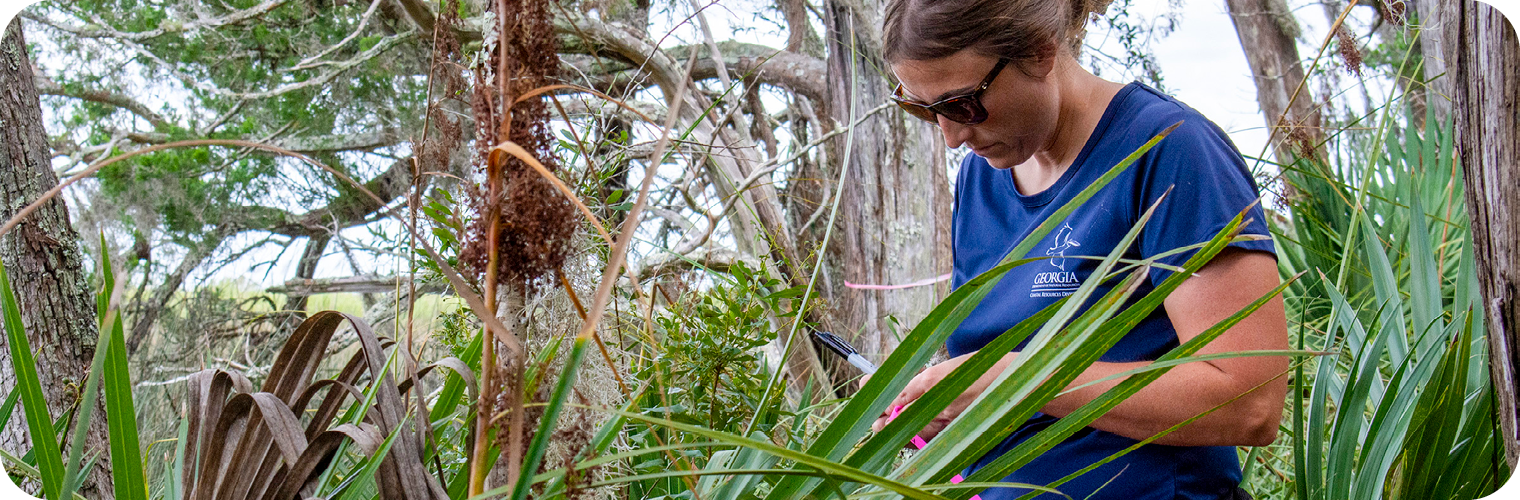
[938,117,972,148]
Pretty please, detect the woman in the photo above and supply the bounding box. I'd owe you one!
[869,0,1290,499]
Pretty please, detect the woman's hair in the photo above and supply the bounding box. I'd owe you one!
[882,0,1098,66]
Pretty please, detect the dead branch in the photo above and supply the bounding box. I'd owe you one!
[266,275,445,295]
[632,248,762,282]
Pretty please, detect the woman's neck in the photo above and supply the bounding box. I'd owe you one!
[1012,57,1125,195]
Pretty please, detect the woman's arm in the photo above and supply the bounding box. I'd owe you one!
[873,248,1289,447]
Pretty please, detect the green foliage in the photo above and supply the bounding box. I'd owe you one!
[1256,102,1505,500]
[29,0,431,244]
[98,249,149,500]
[616,261,793,498]
[648,261,785,433]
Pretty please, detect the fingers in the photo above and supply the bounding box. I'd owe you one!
[870,404,901,432]
[856,374,871,390]
[892,370,934,407]
[871,369,936,432]
[916,417,948,442]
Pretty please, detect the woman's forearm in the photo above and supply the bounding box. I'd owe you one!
[1036,358,1286,447]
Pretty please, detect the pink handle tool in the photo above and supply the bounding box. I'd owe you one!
[886,405,982,500]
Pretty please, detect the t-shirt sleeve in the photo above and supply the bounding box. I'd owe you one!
[1135,117,1277,287]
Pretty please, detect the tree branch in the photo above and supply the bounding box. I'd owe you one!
[633,248,761,282]
[265,275,443,295]
[119,129,405,154]
[392,0,437,34]
[33,73,172,130]
[557,20,828,102]
[216,30,418,99]
[21,2,294,42]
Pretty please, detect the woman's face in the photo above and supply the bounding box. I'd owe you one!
[891,50,1060,169]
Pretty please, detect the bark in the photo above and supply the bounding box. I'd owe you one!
[1225,0,1325,163]
[1448,0,1520,469]
[816,0,953,389]
[0,18,113,500]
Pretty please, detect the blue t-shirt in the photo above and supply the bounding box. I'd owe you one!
[949,82,1276,500]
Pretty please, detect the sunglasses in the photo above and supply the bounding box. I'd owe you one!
[891,58,1009,125]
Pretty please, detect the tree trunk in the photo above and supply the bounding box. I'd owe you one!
[127,226,230,354]
[1225,0,1325,163]
[1413,0,1456,124]
[817,0,953,386]
[282,233,330,316]
[1448,0,1520,469]
[0,18,114,500]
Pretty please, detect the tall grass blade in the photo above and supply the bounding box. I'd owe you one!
[1405,184,1444,356]
[97,246,148,500]
[1292,301,1310,500]
[964,276,1302,494]
[891,191,1187,488]
[0,387,17,431]
[59,306,108,500]
[1321,271,1386,499]
[837,297,1062,480]
[1395,314,1471,496]
[510,337,588,500]
[0,261,65,500]
[596,409,950,500]
[166,414,188,500]
[1305,339,1333,500]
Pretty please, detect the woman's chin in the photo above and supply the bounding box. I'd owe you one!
[978,152,1022,170]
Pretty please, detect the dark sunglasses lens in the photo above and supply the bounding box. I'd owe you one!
[895,101,939,123]
[935,97,988,125]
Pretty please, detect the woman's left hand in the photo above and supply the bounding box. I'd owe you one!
[870,351,1018,444]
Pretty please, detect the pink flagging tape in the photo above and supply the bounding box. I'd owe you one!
[884,405,983,500]
[844,273,952,290]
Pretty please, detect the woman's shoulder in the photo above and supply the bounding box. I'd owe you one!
[1110,82,1234,148]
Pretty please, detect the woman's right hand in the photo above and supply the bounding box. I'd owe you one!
[869,351,1018,443]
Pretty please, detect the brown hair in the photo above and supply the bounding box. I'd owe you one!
[882,0,1097,67]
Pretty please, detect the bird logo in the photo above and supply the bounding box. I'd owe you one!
[1046,223,1081,269]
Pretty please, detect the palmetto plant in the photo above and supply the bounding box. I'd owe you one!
[2,247,484,500]
[1265,104,1508,500]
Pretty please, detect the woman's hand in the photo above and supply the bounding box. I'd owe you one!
[869,351,1018,444]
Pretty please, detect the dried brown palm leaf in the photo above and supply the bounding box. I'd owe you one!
[181,311,476,500]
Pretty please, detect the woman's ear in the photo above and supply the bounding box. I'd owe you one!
[1012,48,1060,80]
[1031,42,1061,77]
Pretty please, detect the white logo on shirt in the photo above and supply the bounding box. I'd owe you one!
[1032,224,1082,298]
[1046,224,1082,269]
